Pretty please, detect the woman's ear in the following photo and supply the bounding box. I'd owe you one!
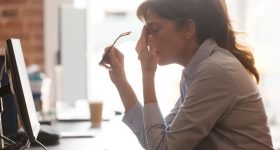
[183,19,196,39]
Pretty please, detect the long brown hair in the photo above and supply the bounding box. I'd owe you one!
[137,0,259,83]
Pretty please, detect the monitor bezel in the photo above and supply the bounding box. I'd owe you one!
[4,38,40,143]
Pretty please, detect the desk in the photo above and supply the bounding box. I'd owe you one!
[28,116,144,150]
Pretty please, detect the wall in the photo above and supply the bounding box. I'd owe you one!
[0,0,44,69]
[44,0,73,111]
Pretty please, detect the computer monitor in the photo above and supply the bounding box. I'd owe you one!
[4,38,40,143]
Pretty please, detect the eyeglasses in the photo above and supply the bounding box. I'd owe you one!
[99,31,131,70]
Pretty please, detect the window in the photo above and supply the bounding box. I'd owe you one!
[226,0,280,146]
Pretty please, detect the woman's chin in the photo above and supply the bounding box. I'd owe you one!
[157,59,169,66]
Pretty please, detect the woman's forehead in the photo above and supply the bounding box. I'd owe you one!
[145,12,165,24]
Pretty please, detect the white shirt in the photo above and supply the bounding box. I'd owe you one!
[122,39,273,150]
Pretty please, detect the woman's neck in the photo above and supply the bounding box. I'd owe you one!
[177,38,200,68]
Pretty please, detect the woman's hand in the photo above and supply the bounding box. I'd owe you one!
[136,26,157,76]
[103,46,138,112]
[104,46,127,86]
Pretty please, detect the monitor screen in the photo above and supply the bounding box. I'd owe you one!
[4,38,40,143]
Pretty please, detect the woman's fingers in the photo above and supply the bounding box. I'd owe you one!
[138,35,155,60]
[136,26,149,55]
[148,35,156,55]
[105,46,111,52]
[101,46,112,64]
[114,48,124,62]
[139,26,149,44]
[108,47,124,70]
[108,47,118,66]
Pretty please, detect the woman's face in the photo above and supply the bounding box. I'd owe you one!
[145,13,188,66]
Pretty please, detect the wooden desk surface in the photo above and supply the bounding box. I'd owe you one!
[28,116,143,150]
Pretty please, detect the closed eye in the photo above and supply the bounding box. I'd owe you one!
[150,28,160,34]
[146,23,161,35]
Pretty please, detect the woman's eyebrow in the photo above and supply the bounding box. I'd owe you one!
[146,23,154,27]
[146,22,160,28]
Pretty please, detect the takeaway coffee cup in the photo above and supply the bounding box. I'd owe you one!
[89,101,103,128]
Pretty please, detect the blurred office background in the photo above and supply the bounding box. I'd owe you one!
[0,0,280,148]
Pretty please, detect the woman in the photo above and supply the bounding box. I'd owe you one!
[103,0,273,149]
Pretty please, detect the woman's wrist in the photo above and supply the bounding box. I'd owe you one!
[142,71,155,80]
[142,72,157,104]
[114,78,129,89]
[114,80,138,112]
